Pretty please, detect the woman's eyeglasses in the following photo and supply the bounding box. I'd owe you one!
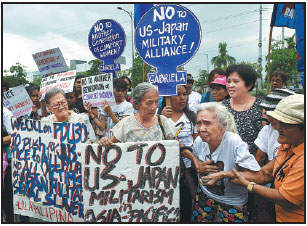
[50,100,68,109]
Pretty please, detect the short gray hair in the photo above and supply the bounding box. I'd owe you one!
[45,87,66,105]
[132,82,157,109]
[197,102,237,133]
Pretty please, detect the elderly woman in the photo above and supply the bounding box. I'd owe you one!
[191,102,261,223]
[223,64,262,156]
[201,68,225,103]
[98,82,176,146]
[41,87,96,142]
[209,75,229,102]
[270,71,287,90]
[228,94,304,222]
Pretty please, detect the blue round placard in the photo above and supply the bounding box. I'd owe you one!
[135,4,201,69]
[88,19,126,64]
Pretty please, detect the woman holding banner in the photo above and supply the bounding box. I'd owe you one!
[41,87,96,142]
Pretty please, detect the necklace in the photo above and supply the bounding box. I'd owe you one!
[232,96,252,111]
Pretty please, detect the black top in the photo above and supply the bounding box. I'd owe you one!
[222,97,262,156]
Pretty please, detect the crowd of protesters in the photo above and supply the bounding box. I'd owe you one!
[2,64,305,223]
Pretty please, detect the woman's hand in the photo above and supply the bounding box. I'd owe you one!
[192,159,218,174]
[161,106,172,118]
[230,168,250,187]
[98,136,113,148]
[32,105,38,115]
[102,100,112,114]
[200,171,224,186]
[84,102,92,114]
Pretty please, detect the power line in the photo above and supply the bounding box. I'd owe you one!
[200,10,258,24]
[204,19,259,34]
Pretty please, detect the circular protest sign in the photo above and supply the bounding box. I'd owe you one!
[135,4,201,69]
[88,19,126,64]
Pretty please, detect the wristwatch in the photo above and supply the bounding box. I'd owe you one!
[247,182,256,193]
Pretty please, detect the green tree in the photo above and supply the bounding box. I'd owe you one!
[194,69,209,94]
[211,42,236,70]
[265,36,297,85]
[4,62,28,86]
[32,77,42,87]
[284,34,296,49]
[3,76,28,88]
[86,59,103,76]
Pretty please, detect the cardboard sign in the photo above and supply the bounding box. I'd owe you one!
[32,48,68,76]
[88,19,126,65]
[40,70,76,100]
[135,4,201,96]
[3,85,33,117]
[82,141,180,222]
[81,73,115,107]
[11,117,89,222]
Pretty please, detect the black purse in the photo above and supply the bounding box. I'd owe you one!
[265,152,295,218]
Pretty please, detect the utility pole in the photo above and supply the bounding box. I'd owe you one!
[282,27,285,48]
[204,53,209,73]
[258,4,263,89]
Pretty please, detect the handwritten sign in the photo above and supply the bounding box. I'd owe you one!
[81,73,114,107]
[32,47,68,76]
[11,117,89,222]
[88,19,126,65]
[82,141,180,222]
[3,85,33,117]
[135,4,201,96]
[40,70,76,100]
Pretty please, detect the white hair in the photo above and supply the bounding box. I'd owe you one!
[197,102,237,133]
[132,82,157,109]
[45,87,66,105]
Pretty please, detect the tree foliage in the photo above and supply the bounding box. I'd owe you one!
[3,76,28,88]
[194,69,209,94]
[86,59,103,76]
[3,62,29,87]
[32,77,42,87]
[211,42,236,71]
[265,34,297,85]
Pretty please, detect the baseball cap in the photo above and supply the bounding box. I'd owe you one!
[266,94,304,124]
[209,75,227,86]
[260,88,295,111]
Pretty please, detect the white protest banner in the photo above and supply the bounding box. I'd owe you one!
[11,117,89,222]
[32,47,68,75]
[40,70,76,100]
[82,141,180,222]
[81,73,115,107]
[3,85,33,117]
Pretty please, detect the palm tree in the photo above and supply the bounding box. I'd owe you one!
[211,42,236,70]
[285,34,296,49]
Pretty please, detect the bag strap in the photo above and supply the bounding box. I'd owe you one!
[270,152,295,188]
[157,114,166,140]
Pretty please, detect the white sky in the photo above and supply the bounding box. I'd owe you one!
[2,1,296,79]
